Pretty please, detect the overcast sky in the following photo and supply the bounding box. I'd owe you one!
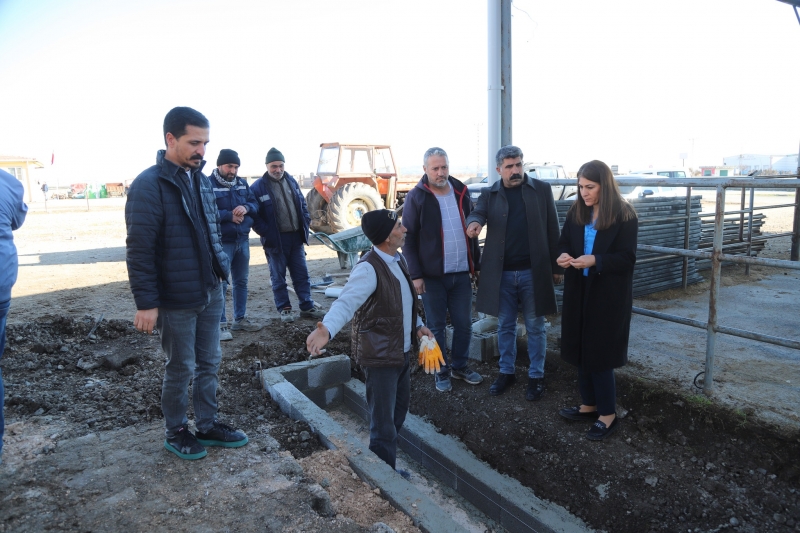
[0,0,798,183]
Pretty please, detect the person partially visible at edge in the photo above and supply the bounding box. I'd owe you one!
[306,209,433,478]
[125,106,248,460]
[210,148,263,341]
[556,160,638,441]
[251,147,325,323]
[0,169,28,465]
[465,145,563,401]
[401,147,483,393]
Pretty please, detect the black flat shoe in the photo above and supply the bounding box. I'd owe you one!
[559,406,599,422]
[586,417,619,441]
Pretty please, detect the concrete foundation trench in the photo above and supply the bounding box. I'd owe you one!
[262,352,589,533]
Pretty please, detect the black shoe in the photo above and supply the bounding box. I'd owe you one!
[489,373,516,396]
[559,406,600,422]
[164,425,207,460]
[196,421,249,448]
[586,417,620,441]
[526,378,544,401]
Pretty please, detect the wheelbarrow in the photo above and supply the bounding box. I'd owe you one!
[311,226,373,270]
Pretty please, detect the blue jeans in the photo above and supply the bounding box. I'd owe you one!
[0,298,9,458]
[363,353,411,470]
[158,285,224,439]
[265,231,314,312]
[420,272,473,373]
[578,367,617,416]
[497,269,546,378]
[221,240,250,323]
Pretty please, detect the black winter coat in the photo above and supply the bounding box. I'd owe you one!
[465,175,562,317]
[557,215,638,372]
[401,175,480,279]
[125,151,230,311]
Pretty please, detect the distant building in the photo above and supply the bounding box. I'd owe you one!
[0,155,45,202]
[722,154,798,175]
[699,166,737,177]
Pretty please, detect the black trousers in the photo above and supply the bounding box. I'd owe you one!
[363,352,411,469]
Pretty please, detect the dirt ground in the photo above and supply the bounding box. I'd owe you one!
[2,193,799,532]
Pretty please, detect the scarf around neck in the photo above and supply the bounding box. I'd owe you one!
[212,168,236,188]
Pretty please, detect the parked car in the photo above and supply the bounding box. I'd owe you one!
[630,167,691,179]
[467,163,576,204]
[615,173,689,199]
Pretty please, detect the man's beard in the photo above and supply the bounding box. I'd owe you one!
[509,173,523,182]
[269,170,285,180]
[430,177,448,189]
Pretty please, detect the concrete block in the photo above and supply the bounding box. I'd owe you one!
[445,320,527,363]
[302,385,343,409]
[271,354,351,391]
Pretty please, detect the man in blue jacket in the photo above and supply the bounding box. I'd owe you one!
[0,169,27,465]
[251,148,324,323]
[402,147,482,393]
[126,107,248,460]
[211,148,262,341]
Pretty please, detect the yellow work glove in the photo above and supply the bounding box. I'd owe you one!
[418,335,445,375]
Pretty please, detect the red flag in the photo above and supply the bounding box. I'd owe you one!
[51,151,54,165]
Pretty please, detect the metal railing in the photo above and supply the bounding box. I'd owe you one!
[544,175,800,394]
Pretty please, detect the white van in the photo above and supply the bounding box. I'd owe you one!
[615,173,689,200]
[631,168,691,179]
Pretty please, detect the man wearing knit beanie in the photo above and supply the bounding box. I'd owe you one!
[307,209,432,477]
[251,148,324,323]
[211,149,262,340]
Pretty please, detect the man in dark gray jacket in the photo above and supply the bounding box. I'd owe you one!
[126,107,247,460]
[466,145,563,401]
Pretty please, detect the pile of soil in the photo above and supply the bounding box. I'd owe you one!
[0,315,411,532]
[409,345,800,533]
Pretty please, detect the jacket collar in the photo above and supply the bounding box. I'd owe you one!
[417,174,467,196]
[157,149,207,180]
[488,172,538,193]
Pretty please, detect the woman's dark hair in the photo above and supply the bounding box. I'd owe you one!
[163,107,209,145]
[567,160,636,230]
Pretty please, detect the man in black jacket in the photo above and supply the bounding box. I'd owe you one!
[126,107,248,460]
[402,147,482,393]
[466,145,563,401]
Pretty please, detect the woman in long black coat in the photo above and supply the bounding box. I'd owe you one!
[556,160,637,441]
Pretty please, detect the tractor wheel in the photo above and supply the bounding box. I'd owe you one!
[327,183,385,233]
[306,189,332,234]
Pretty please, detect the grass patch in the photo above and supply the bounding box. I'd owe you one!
[686,394,713,407]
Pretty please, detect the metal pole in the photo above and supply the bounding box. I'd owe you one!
[745,185,755,275]
[500,0,512,147]
[487,0,502,184]
[792,141,800,261]
[704,185,726,395]
[682,186,691,289]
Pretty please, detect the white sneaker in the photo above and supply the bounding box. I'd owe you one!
[280,309,295,323]
[220,323,233,341]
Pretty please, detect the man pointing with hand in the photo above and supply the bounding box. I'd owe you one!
[307,209,432,477]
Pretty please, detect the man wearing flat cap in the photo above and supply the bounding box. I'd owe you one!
[252,147,324,323]
[307,209,432,477]
[211,149,262,340]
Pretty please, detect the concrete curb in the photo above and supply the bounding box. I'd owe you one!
[262,355,470,533]
[344,379,590,533]
[262,354,589,533]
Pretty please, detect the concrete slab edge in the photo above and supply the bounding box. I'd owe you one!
[344,379,591,533]
[261,360,470,533]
